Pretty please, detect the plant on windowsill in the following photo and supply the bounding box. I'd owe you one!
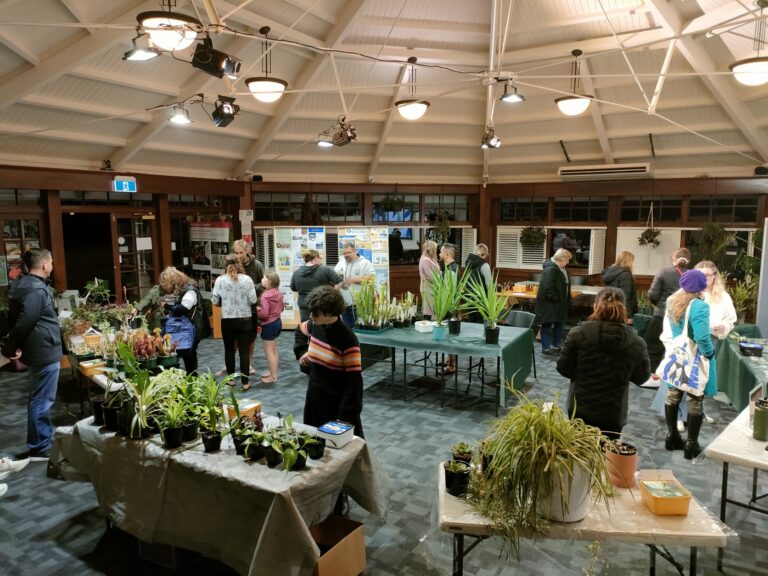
[519,225,546,247]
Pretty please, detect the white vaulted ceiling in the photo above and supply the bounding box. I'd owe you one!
[1,0,768,184]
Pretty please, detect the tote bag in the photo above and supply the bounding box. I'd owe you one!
[655,304,710,396]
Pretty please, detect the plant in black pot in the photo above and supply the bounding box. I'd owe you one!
[196,372,229,453]
[159,397,186,450]
[444,459,471,497]
[451,442,473,464]
[102,387,127,432]
[280,438,308,472]
[243,430,269,461]
[461,273,508,344]
[300,433,327,460]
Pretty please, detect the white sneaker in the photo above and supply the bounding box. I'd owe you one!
[677,420,685,433]
[704,414,715,424]
[0,483,7,498]
[0,457,29,480]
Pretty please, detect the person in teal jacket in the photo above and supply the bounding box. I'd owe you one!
[659,269,714,460]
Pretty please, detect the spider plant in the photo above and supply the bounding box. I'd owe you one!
[460,273,508,329]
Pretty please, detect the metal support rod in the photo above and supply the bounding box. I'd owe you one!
[718,462,728,571]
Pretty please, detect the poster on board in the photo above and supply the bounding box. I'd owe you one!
[274,227,326,323]
[190,221,232,297]
[336,227,390,290]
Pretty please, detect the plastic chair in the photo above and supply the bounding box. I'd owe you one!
[503,309,537,380]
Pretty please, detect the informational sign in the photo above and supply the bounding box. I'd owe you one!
[274,226,326,323]
[336,227,390,290]
[190,221,233,297]
[112,175,137,193]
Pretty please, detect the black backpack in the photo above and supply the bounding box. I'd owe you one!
[186,284,212,340]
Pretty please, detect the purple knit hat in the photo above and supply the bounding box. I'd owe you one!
[679,269,707,293]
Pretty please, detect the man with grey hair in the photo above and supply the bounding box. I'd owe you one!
[2,249,61,461]
[334,241,375,327]
[535,248,572,357]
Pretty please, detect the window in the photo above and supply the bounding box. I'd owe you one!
[0,190,40,205]
[253,193,306,222]
[1,217,41,280]
[688,195,759,224]
[372,194,420,223]
[170,217,192,275]
[60,191,153,206]
[616,227,683,275]
[496,226,548,270]
[553,197,607,222]
[313,193,362,222]
[621,197,682,223]
[169,195,222,208]
[499,197,548,222]
[424,195,469,222]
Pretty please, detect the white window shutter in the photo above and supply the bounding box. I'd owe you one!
[616,227,683,275]
[459,228,477,266]
[496,227,521,269]
[326,228,339,268]
[588,229,606,275]
[254,228,274,270]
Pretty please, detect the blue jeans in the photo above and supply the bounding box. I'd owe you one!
[540,322,564,350]
[341,306,356,328]
[27,361,60,452]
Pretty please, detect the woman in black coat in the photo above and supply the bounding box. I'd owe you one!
[534,248,572,356]
[602,250,637,319]
[556,287,651,440]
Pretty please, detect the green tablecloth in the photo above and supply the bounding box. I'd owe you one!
[632,313,652,336]
[716,326,766,411]
[354,322,532,390]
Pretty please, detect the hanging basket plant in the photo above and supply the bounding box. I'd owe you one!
[638,202,661,248]
[519,225,546,246]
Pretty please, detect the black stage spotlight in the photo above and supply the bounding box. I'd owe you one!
[332,117,357,146]
[192,37,241,79]
[212,96,239,127]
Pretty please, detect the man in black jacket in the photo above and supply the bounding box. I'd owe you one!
[2,249,61,460]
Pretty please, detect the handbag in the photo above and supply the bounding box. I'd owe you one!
[163,315,196,350]
[655,304,710,396]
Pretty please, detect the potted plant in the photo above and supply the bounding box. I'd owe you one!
[102,387,127,432]
[300,433,326,460]
[279,438,308,471]
[451,442,473,464]
[444,459,471,497]
[730,277,758,323]
[197,372,229,453]
[243,430,268,461]
[519,225,546,247]
[460,273,508,344]
[635,289,652,315]
[637,227,662,248]
[159,397,186,449]
[430,269,460,340]
[603,439,638,488]
[468,392,613,557]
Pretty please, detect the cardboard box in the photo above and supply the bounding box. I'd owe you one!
[638,470,691,516]
[78,358,107,377]
[226,400,262,420]
[317,421,354,449]
[310,516,365,576]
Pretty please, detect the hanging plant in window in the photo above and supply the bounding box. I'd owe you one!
[638,202,661,248]
[519,225,546,246]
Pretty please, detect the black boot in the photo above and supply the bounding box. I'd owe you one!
[684,413,704,460]
[664,404,685,451]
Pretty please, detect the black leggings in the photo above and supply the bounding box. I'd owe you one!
[643,315,665,371]
[177,341,198,375]
[221,318,253,384]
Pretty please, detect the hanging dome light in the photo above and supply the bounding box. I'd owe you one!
[555,95,593,116]
[395,57,430,120]
[730,57,768,86]
[500,83,525,103]
[555,49,594,116]
[245,77,288,103]
[136,10,201,52]
[395,99,430,120]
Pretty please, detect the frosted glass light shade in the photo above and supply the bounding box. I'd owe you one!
[555,95,592,116]
[169,106,191,125]
[137,11,201,52]
[246,77,288,103]
[730,57,768,86]
[395,99,430,120]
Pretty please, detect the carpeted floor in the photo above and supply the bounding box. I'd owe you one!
[0,330,765,575]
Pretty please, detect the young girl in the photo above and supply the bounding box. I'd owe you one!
[258,271,284,384]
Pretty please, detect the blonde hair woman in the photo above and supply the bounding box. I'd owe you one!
[419,240,440,319]
[602,251,637,318]
[211,254,258,390]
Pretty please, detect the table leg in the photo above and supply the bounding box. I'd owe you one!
[718,462,729,571]
[649,544,655,576]
[391,347,397,400]
[752,468,758,503]
[690,547,697,576]
[497,357,502,416]
[452,534,464,576]
[402,348,407,401]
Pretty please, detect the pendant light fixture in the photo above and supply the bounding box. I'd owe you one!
[396,57,430,120]
[245,27,288,103]
[122,32,160,61]
[137,2,201,52]
[730,0,768,86]
[168,104,192,125]
[500,82,525,103]
[555,49,593,116]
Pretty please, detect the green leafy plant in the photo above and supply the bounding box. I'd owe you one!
[637,227,661,248]
[460,273,508,329]
[519,225,546,246]
[83,277,111,304]
[451,442,473,458]
[430,269,460,324]
[730,277,758,320]
[690,222,734,270]
[444,459,470,473]
[278,438,307,471]
[468,392,613,558]
[635,289,651,312]
[159,397,186,429]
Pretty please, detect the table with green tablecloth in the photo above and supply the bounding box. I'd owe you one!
[632,312,653,337]
[716,325,766,411]
[354,323,533,410]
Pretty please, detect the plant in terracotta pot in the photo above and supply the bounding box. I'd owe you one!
[460,273,508,344]
[468,392,613,557]
[603,439,638,488]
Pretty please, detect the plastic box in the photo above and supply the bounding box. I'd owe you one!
[639,472,691,516]
[414,320,434,333]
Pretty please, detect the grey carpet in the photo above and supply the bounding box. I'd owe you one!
[0,330,765,575]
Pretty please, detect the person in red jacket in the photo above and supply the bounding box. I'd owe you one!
[257,271,285,384]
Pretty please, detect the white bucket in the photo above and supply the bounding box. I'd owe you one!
[543,465,592,522]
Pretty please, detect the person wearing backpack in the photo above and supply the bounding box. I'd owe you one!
[463,243,492,324]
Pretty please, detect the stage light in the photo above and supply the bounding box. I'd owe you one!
[169,105,191,125]
[212,96,239,127]
[122,34,159,61]
[192,37,242,80]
